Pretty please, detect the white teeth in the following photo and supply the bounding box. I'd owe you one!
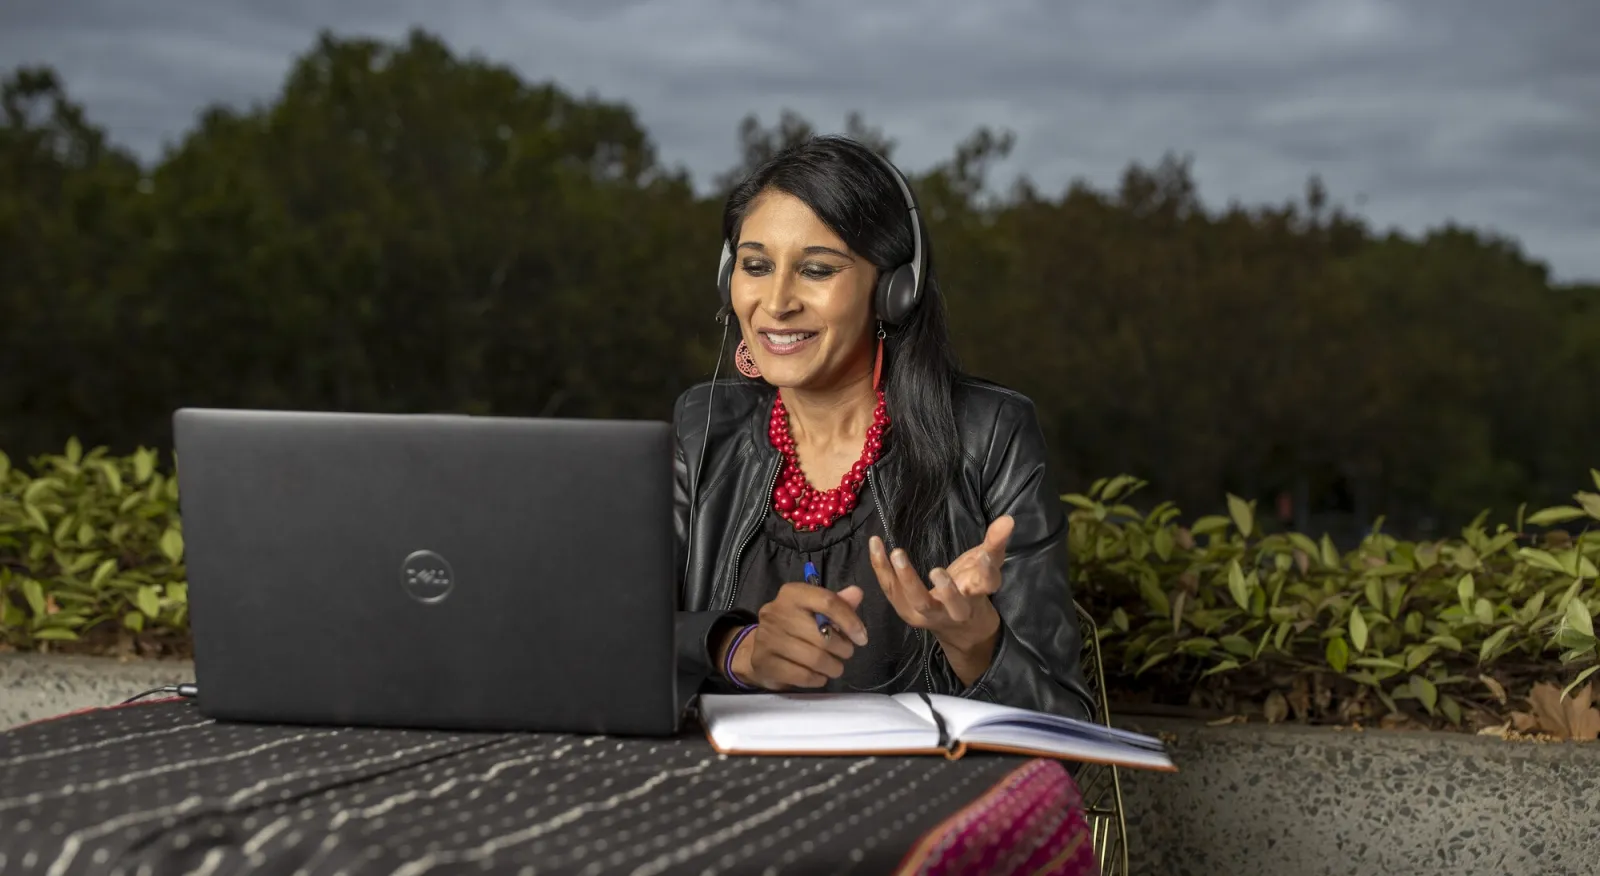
[765,332,814,345]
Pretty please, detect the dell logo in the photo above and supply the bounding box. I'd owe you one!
[401,550,455,604]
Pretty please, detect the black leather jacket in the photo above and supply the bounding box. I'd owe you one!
[672,376,1095,721]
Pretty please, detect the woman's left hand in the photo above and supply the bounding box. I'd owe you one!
[868,516,1014,682]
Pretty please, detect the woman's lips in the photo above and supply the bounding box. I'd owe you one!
[757,331,818,355]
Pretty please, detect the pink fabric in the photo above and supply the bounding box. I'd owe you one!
[895,759,1098,876]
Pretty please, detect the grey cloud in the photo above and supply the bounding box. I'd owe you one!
[0,0,1594,280]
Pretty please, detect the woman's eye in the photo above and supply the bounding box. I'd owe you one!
[800,264,838,280]
[740,258,772,276]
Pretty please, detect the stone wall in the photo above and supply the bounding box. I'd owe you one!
[1115,715,1600,876]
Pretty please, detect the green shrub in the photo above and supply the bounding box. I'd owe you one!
[0,440,188,654]
[1066,474,1600,727]
[4,438,1596,730]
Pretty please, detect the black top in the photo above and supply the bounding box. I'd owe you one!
[733,489,923,693]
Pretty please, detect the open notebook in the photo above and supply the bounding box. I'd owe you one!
[699,692,1175,772]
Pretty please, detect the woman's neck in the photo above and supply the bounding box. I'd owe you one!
[778,374,878,454]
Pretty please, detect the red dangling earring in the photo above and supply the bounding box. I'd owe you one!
[734,339,762,379]
[872,321,886,391]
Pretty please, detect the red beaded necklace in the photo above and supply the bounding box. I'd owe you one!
[768,389,890,531]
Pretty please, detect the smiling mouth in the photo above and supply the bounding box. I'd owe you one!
[758,331,818,355]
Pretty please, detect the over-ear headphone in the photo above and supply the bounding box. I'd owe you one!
[715,147,927,327]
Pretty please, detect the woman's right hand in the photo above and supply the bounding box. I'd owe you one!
[722,584,868,690]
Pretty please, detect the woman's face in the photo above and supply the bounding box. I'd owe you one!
[729,189,877,392]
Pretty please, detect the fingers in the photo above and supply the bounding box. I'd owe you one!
[928,567,971,623]
[774,582,869,647]
[983,515,1016,557]
[869,536,938,620]
[755,629,846,685]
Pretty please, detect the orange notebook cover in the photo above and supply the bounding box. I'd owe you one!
[698,692,1176,772]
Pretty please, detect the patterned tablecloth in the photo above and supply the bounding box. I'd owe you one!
[0,700,1097,876]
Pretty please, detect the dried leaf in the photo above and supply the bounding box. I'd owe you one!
[1525,682,1600,741]
[1293,549,1310,575]
[1479,674,1507,705]
[1510,711,1540,733]
[1207,714,1248,726]
[1263,691,1289,724]
[1174,527,1195,551]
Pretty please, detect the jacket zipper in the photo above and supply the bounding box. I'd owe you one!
[723,454,782,612]
[867,465,937,694]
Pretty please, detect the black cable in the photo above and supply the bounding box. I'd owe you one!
[120,683,199,705]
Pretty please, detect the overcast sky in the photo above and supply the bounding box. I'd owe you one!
[3,0,1596,282]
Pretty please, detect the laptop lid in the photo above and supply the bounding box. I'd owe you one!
[172,408,680,736]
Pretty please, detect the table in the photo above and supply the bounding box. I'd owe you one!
[0,700,1098,875]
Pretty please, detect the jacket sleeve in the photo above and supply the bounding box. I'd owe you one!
[927,396,1096,721]
[672,387,754,689]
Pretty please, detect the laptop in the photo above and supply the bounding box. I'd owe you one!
[172,408,684,737]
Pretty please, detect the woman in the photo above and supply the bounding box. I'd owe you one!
[672,136,1093,720]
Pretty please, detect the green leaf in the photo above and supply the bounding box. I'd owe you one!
[1473,598,1496,625]
[1478,627,1514,663]
[33,627,80,641]
[1101,475,1137,502]
[1413,675,1439,713]
[133,448,156,485]
[1362,578,1383,614]
[65,437,83,465]
[123,611,145,632]
[90,559,118,589]
[96,460,125,495]
[1320,534,1340,569]
[1517,590,1548,626]
[22,579,46,616]
[1226,494,1255,539]
[1201,659,1240,677]
[1136,651,1170,675]
[1457,574,1475,610]
[25,504,49,533]
[1563,597,1594,639]
[1527,506,1588,526]
[1349,608,1369,653]
[1578,492,1600,521]
[1353,657,1406,671]
[159,527,184,564]
[1562,665,1599,700]
[1137,576,1170,616]
[1439,694,1463,726]
[1427,634,1463,652]
[1111,608,1129,633]
[1152,526,1174,561]
[1326,635,1350,673]
[1219,634,1255,657]
[1404,644,1438,671]
[1191,515,1231,536]
[1062,494,1098,511]
[1227,559,1251,610]
[1517,548,1568,574]
[136,585,162,619]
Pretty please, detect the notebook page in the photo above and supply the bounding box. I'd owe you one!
[700,694,937,752]
[918,694,1172,767]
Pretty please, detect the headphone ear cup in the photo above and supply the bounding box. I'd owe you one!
[716,242,735,312]
[876,264,918,325]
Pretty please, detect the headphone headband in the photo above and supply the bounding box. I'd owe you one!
[717,143,927,326]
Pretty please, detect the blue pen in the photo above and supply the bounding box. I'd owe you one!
[803,561,834,637]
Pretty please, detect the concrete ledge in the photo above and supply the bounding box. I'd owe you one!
[0,653,196,730]
[1114,715,1600,876]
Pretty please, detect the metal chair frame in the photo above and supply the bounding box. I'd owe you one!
[1071,600,1130,876]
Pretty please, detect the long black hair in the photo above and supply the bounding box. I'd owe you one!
[721,135,963,575]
